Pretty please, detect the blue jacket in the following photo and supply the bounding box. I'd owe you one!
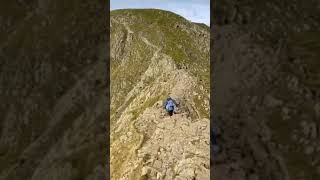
[164,98,176,111]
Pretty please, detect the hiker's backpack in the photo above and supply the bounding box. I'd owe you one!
[166,99,175,111]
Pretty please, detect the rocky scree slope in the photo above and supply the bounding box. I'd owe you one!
[110,9,210,180]
[212,0,320,180]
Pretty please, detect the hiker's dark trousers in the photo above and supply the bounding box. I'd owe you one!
[168,110,174,116]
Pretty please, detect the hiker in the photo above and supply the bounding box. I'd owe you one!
[163,97,177,116]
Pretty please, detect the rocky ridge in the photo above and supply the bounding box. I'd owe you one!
[110,9,210,180]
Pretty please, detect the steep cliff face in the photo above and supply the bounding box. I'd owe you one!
[0,1,107,179]
[212,0,320,179]
[110,9,210,179]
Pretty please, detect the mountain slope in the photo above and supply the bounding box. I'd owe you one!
[110,9,210,180]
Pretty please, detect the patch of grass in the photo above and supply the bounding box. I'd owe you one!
[193,95,209,119]
[110,130,141,180]
[130,90,168,120]
[111,8,209,74]
[110,36,154,122]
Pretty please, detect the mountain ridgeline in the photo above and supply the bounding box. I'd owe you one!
[110,9,210,179]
